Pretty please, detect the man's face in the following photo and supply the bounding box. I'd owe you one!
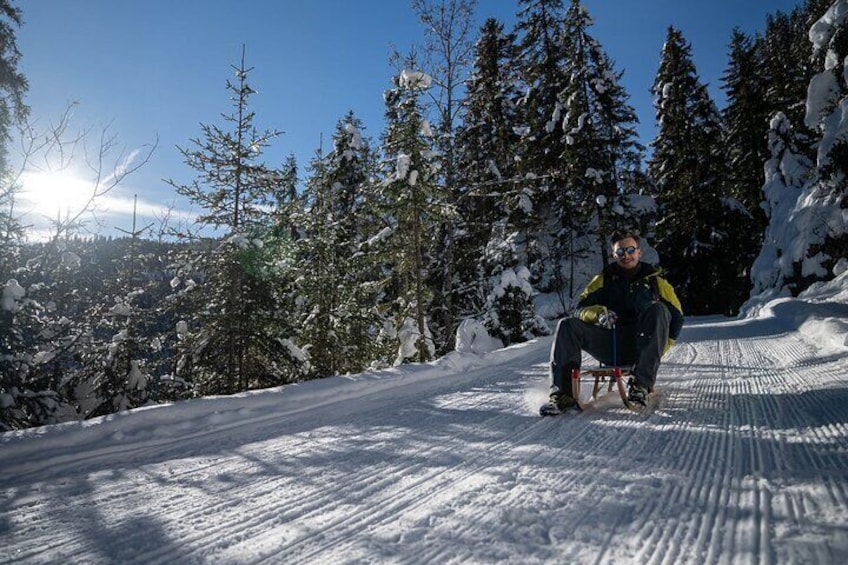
[612,237,641,270]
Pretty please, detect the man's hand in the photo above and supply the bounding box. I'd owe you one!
[598,309,618,329]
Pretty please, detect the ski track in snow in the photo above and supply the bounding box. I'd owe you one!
[2,315,848,564]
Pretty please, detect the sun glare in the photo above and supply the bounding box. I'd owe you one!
[19,171,95,218]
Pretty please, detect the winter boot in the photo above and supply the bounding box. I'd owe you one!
[627,377,649,406]
[540,387,576,416]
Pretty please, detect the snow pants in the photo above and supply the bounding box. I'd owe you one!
[550,301,671,397]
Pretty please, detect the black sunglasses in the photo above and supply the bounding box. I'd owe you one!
[613,246,638,258]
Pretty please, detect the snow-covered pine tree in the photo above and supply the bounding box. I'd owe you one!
[0,1,32,429]
[2,108,156,429]
[512,0,571,283]
[2,235,195,430]
[748,112,813,301]
[0,184,24,279]
[719,28,773,309]
[749,0,847,304]
[762,10,806,133]
[0,0,27,177]
[557,0,644,264]
[452,17,549,348]
[0,240,99,429]
[296,112,385,377]
[649,27,752,315]
[760,2,828,162]
[722,29,770,228]
[377,67,445,364]
[165,48,306,395]
[793,0,848,284]
[0,186,25,430]
[79,234,164,419]
[454,17,522,323]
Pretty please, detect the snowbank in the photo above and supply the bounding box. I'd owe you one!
[744,260,848,351]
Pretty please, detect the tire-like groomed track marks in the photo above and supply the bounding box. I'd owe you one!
[2,315,847,564]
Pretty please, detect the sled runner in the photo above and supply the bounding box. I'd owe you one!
[571,365,638,411]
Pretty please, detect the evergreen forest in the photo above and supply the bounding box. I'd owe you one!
[2,0,846,431]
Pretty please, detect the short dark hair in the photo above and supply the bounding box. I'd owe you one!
[610,231,641,247]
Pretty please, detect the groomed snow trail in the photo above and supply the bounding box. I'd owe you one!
[2,314,847,564]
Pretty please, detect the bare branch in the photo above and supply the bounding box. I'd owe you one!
[5,102,159,241]
[56,129,159,240]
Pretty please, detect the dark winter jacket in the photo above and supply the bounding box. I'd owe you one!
[576,262,684,341]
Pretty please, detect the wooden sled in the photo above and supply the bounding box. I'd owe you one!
[571,365,643,411]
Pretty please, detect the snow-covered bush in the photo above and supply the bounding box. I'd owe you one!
[483,267,549,346]
[455,318,504,355]
[394,315,436,365]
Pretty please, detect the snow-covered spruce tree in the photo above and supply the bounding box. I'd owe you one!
[0,241,103,429]
[649,27,752,315]
[1,277,62,431]
[2,117,155,429]
[453,18,522,322]
[791,0,848,286]
[749,0,847,304]
[761,8,805,135]
[748,112,813,302]
[557,0,644,263]
[451,17,549,348]
[165,48,306,395]
[0,0,30,429]
[0,177,25,282]
[759,1,830,162]
[296,112,385,377]
[720,27,781,309]
[0,0,27,176]
[377,68,445,365]
[0,181,25,429]
[77,235,165,419]
[410,0,478,354]
[511,0,644,300]
[721,29,770,232]
[511,0,571,284]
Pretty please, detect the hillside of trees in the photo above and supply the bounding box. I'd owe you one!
[2,0,846,431]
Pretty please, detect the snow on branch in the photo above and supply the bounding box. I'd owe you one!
[399,69,433,90]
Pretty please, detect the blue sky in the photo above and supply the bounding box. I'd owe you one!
[15,0,803,238]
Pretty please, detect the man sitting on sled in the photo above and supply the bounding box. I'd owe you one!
[545,232,684,414]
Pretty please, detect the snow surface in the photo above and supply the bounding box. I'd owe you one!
[2,274,848,563]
